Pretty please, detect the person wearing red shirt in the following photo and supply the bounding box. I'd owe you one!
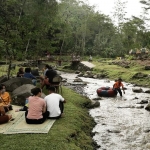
[113,78,125,97]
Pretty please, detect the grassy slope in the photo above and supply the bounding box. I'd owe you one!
[92,59,150,86]
[0,87,95,150]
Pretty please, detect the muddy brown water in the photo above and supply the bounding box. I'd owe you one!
[60,72,150,150]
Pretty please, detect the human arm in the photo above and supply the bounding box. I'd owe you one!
[30,73,36,79]
[121,83,125,94]
[0,106,5,115]
[42,101,46,113]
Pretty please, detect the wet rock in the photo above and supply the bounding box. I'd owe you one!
[144,129,150,133]
[144,89,150,93]
[62,78,67,82]
[93,75,98,79]
[135,105,144,109]
[90,101,100,108]
[136,100,148,104]
[104,79,110,83]
[145,103,150,111]
[77,72,84,77]
[132,87,143,93]
[73,78,83,82]
[146,143,150,149]
[92,97,102,101]
[75,70,80,74]
[107,129,121,133]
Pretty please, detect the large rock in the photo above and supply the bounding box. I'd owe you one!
[2,77,32,92]
[12,84,46,106]
[145,103,150,111]
[132,87,143,93]
[0,75,8,83]
[145,66,150,70]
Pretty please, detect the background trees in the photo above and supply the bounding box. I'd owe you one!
[0,0,150,62]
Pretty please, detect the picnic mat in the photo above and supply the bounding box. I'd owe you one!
[0,105,55,134]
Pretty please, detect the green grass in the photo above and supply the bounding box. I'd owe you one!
[91,59,150,86]
[0,87,95,150]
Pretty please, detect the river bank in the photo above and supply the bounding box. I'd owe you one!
[0,86,98,150]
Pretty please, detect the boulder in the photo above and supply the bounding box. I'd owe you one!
[145,66,150,70]
[0,75,8,83]
[2,77,32,92]
[132,87,143,93]
[144,89,150,93]
[145,103,150,111]
[73,78,83,82]
[12,84,46,106]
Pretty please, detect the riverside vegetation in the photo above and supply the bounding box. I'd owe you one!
[0,57,150,150]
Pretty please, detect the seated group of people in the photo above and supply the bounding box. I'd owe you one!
[20,86,66,124]
[40,64,58,90]
[0,85,66,125]
[17,67,37,86]
[17,64,59,89]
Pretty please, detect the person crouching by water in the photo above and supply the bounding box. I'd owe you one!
[25,87,49,124]
[44,86,66,119]
[113,78,125,97]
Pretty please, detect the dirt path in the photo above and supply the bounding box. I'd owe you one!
[81,61,95,69]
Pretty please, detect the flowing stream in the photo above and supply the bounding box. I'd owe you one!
[60,72,150,150]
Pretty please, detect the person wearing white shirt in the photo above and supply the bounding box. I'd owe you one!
[44,86,66,119]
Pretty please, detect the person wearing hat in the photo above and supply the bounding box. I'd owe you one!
[113,78,125,97]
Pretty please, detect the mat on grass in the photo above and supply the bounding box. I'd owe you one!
[0,105,22,134]
[0,105,55,134]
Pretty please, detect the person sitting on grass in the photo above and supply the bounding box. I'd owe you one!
[0,100,12,124]
[41,66,58,90]
[25,87,49,124]
[23,67,37,86]
[44,86,66,119]
[113,78,125,97]
[0,84,13,112]
[17,67,24,77]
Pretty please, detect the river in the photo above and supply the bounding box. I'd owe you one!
[60,72,150,150]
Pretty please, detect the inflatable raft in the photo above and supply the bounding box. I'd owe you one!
[97,87,117,97]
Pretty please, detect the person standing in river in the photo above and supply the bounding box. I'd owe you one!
[113,78,125,97]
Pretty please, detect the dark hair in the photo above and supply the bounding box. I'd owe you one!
[45,64,52,69]
[19,67,24,72]
[48,86,56,92]
[25,67,31,73]
[118,78,122,81]
[0,85,3,90]
[31,87,41,96]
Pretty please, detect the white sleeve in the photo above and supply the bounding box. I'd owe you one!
[59,95,64,102]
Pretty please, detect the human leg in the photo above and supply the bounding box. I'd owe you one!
[0,114,12,124]
[117,88,122,96]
